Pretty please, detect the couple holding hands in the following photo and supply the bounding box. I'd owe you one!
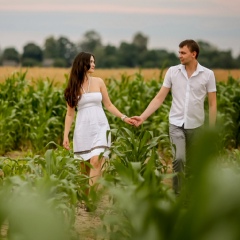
[63,39,217,195]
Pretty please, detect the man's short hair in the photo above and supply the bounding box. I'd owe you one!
[179,39,200,59]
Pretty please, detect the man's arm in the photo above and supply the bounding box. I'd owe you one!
[132,86,170,126]
[208,91,217,127]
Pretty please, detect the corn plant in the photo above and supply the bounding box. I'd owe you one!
[0,179,74,240]
[96,126,174,239]
[216,77,240,148]
[0,72,66,154]
[1,71,240,240]
[1,71,240,155]
[98,128,240,240]
[0,145,90,239]
[105,72,172,159]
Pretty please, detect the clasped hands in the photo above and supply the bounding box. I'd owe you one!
[124,116,144,127]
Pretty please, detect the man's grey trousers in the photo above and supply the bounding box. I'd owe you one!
[169,124,200,194]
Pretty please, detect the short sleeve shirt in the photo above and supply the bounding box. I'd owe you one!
[163,63,216,129]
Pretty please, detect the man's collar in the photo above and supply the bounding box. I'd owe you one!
[178,63,204,73]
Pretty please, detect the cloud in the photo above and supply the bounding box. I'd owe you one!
[0,1,239,17]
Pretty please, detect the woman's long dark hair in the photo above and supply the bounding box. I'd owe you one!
[64,52,94,108]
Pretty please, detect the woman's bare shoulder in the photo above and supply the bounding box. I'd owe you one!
[91,76,103,81]
[91,76,104,85]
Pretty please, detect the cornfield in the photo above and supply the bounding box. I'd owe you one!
[0,70,240,239]
[1,66,240,83]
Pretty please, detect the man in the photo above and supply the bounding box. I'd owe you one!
[132,39,217,194]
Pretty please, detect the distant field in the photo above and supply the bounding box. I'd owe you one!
[0,66,239,83]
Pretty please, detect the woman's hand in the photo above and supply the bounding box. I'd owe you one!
[124,117,136,125]
[63,137,70,150]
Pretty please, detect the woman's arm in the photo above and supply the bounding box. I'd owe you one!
[100,78,134,124]
[63,104,75,150]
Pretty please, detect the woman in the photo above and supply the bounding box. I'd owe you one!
[63,52,133,192]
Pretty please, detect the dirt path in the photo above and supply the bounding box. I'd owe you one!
[0,221,8,240]
[75,207,101,239]
[74,195,109,240]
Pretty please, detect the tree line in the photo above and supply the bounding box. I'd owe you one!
[0,30,239,69]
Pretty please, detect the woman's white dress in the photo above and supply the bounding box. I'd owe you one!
[73,92,111,160]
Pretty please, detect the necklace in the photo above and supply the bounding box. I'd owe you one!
[81,78,90,93]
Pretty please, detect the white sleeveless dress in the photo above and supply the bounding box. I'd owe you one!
[73,91,111,160]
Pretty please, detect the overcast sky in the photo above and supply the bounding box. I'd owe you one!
[1,0,240,57]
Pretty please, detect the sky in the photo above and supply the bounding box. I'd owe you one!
[0,0,240,57]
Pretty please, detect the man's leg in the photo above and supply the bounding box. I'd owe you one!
[185,126,202,178]
[169,124,186,195]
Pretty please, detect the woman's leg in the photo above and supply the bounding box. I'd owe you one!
[89,155,105,187]
[81,156,105,211]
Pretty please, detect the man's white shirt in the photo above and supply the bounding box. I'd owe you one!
[163,63,217,129]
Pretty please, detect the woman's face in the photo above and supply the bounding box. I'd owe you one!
[87,55,95,74]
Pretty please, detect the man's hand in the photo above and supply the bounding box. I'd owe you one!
[131,116,144,127]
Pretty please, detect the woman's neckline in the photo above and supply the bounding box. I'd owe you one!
[82,91,101,95]
[81,77,91,93]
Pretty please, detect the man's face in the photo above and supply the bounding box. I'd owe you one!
[178,45,196,65]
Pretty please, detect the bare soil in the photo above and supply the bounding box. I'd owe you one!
[74,196,108,240]
[0,223,8,239]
